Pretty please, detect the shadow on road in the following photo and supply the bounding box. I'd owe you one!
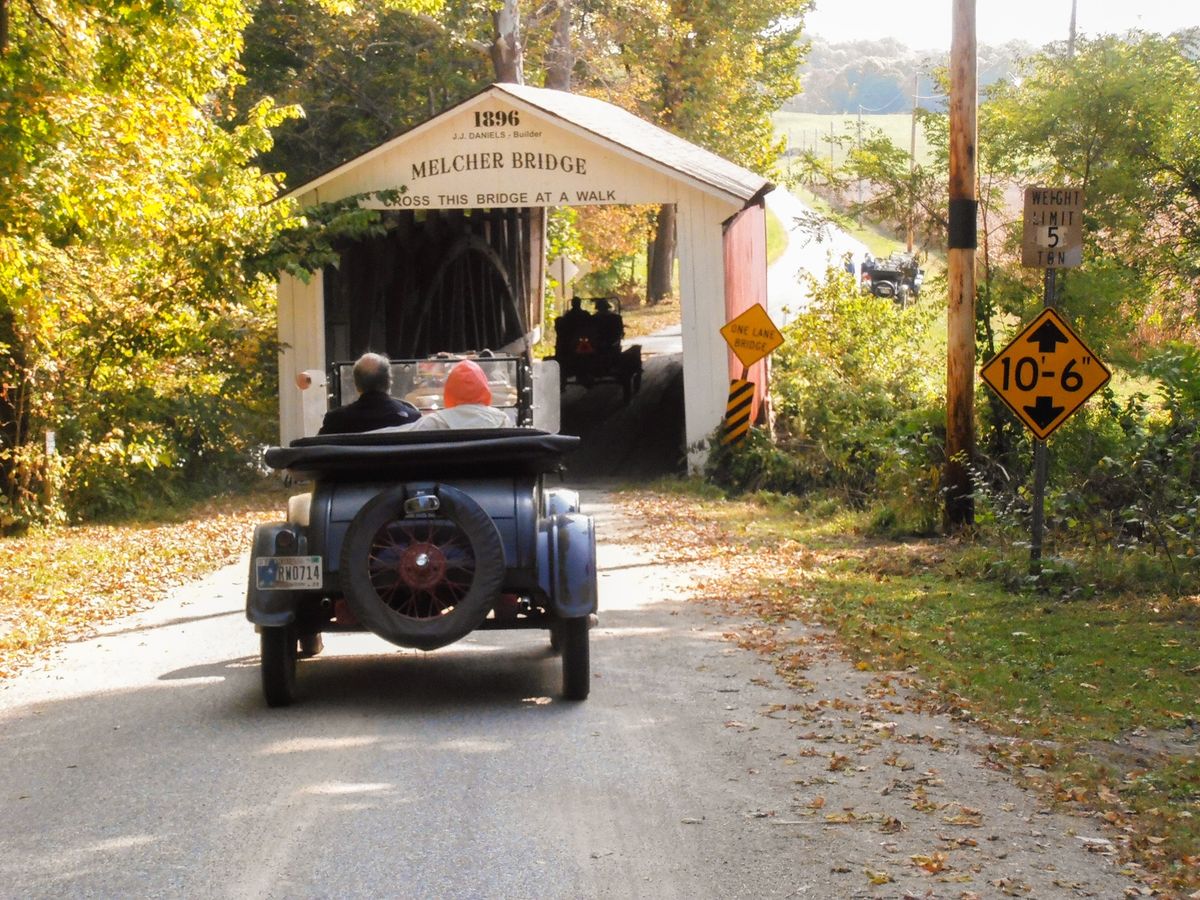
[558,353,685,481]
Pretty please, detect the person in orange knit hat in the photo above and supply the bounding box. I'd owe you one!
[404,358,512,431]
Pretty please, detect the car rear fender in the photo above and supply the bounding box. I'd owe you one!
[246,522,310,628]
[537,513,598,618]
[543,487,580,517]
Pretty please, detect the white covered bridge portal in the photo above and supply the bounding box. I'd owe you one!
[277,83,773,459]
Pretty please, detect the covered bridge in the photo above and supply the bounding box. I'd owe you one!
[277,83,773,461]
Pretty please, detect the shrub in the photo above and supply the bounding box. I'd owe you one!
[712,269,945,530]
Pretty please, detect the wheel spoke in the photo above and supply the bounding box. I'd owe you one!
[356,519,482,620]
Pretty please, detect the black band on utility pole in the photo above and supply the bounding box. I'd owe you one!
[947,199,978,249]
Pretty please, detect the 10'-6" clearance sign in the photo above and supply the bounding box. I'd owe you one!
[980,308,1110,440]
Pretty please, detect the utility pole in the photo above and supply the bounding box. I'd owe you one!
[856,107,863,214]
[945,0,977,531]
[1068,0,1077,58]
[907,73,918,252]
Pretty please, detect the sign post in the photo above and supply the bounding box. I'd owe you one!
[719,303,783,446]
[984,187,1103,572]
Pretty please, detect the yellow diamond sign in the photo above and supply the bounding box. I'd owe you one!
[980,308,1111,440]
[720,303,783,369]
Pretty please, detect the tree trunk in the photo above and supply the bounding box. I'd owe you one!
[647,204,676,305]
[1,0,9,55]
[490,0,524,84]
[544,0,573,91]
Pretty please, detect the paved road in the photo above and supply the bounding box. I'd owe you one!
[765,187,869,327]
[0,492,1136,898]
[630,187,868,360]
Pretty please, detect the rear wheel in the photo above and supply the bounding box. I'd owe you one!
[560,617,590,700]
[340,484,505,651]
[261,624,297,707]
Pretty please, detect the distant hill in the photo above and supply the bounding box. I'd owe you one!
[786,37,1034,114]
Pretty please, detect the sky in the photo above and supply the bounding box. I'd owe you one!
[803,0,1197,51]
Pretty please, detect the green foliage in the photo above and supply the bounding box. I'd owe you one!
[705,426,811,497]
[0,0,295,527]
[969,341,1200,598]
[984,32,1200,345]
[253,189,405,281]
[235,0,480,189]
[542,206,583,326]
[708,270,944,534]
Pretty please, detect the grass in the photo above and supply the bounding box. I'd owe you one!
[765,207,788,265]
[774,112,934,168]
[621,483,1200,895]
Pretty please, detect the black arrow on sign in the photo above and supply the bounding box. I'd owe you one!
[1025,319,1069,354]
[1024,396,1065,430]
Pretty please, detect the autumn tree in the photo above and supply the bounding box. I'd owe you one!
[579,0,808,303]
[237,0,491,187]
[983,30,1200,347]
[0,0,296,524]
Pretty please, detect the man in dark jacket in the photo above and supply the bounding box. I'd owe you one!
[318,352,420,434]
[592,298,624,356]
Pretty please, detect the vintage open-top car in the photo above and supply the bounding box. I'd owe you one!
[547,298,643,403]
[862,252,924,305]
[246,354,596,707]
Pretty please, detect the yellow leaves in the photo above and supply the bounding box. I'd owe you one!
[864,869,894,885]
[879,815,903,833]
[908,785,939,813]
[824,810,866,824]
[0,487,287,677]
[909,851,949,873]
[942,804,984,827]
[992,876,1033,895]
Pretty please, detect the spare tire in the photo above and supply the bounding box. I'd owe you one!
[340,484,505,651]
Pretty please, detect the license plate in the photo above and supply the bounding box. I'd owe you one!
[256,555,322,590]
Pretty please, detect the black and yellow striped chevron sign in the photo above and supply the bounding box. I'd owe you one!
[722,379,754,445]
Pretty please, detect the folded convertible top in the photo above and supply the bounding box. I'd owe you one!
[264,429,580,480]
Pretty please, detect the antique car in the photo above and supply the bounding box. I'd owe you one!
[246,354,596,707]
[547,298,643,403]
[862,253,924,305]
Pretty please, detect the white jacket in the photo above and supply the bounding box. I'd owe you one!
[400,404,513,431]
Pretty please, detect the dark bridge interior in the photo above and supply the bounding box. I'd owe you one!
[324,208,535,362]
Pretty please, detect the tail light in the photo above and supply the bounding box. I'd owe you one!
[274,529,298,554]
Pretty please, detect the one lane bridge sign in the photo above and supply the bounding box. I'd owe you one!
[720,303,783,369]
[980,308,1111,441]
